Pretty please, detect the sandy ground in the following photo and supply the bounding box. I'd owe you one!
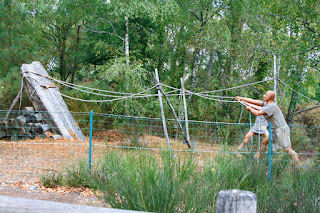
[0,129,315,206]
[0,130,220,206]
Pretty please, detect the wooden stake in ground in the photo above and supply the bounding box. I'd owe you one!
[3,90,22,122]
[154,69,170,149]
[154,69,191,148]
[216,189,257,213]
[21,61,86,141]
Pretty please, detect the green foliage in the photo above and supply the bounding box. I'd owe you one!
[40,173,64,188]
[0,67,30,109]
[1,0,319,125]
[40,159,93,188]
[0,0,39,77]
[95,151,197,212]
[66,57,160,116]
[42,149,320,212]
[64,159,93,187]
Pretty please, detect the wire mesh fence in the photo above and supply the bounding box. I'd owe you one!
[0,110,319,182]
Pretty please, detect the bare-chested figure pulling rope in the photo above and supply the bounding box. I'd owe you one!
[236,90,299,161]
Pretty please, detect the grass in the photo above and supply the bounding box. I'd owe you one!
[40,149,320,212]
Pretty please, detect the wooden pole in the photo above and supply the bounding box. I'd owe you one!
[155,76,191,148]
[175,84,182,140]
[153,70,191,148]
[216,190,257,213]
[3,90,22,122]
[159,88,191,148]
[155,69,170,149]
[181,77,191,145]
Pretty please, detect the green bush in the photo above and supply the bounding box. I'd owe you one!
[41,150,320,212]
[40,173,64,188]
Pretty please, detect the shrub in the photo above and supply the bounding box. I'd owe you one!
[41,149,320,212]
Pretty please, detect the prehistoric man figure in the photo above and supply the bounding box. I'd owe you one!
[236,90,299,161]
[238,115,269,158]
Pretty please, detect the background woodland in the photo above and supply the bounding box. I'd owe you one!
[1,0,319,126]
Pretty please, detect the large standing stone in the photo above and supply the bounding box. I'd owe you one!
[21,61,86,141]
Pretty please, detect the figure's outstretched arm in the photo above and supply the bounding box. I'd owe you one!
[235,96,263,106]
[246,106,266,116]
[240,100,261,110]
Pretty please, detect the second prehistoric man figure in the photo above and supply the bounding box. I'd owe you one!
[238,115,269,158]
[236,90,299,161]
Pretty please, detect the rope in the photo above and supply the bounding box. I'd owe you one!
[23,70,273,102]
[161,83,236,99]
[53,85,158,103]
[23,70,135,95]
[198,77,274,94]
[52,78,143,98]
[23,70,182,99]
[160,78,273,94]
[22,70,320,107]
[277,78,320,104]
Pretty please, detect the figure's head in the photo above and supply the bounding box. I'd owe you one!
[263,90,275,102]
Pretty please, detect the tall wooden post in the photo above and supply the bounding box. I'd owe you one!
[155,69,170,149]
[216,190,257,213]
[181,77,190,145]
[175,87,182,140]
[154,72,191,148]
[159,89,191,148]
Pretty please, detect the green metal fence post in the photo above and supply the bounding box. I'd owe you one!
[268,122,272,181]
[89,110,93,170]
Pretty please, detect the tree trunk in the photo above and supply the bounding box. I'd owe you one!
[286,90,299,126]
[206,50,215,87]
[188,48,200,103]
[125,15,130,66]
[286,55,304,125]
[59,38,67,81]
[71,24,81,85]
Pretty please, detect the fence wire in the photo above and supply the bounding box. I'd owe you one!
[0,110,319,182]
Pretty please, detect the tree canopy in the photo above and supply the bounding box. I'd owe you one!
[1,0,319,125]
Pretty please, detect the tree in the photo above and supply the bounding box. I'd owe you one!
[0,0,39,76]
[29,0,86,81]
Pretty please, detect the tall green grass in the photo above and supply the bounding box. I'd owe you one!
[41,150,320,212]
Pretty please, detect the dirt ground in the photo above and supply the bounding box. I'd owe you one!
[0,129,314,206]
[0,130,220,207]
[0,181,109,207]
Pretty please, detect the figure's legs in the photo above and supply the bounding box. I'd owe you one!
[283,147,299,161]
[238,131,256,150]
[258,133,269,159]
